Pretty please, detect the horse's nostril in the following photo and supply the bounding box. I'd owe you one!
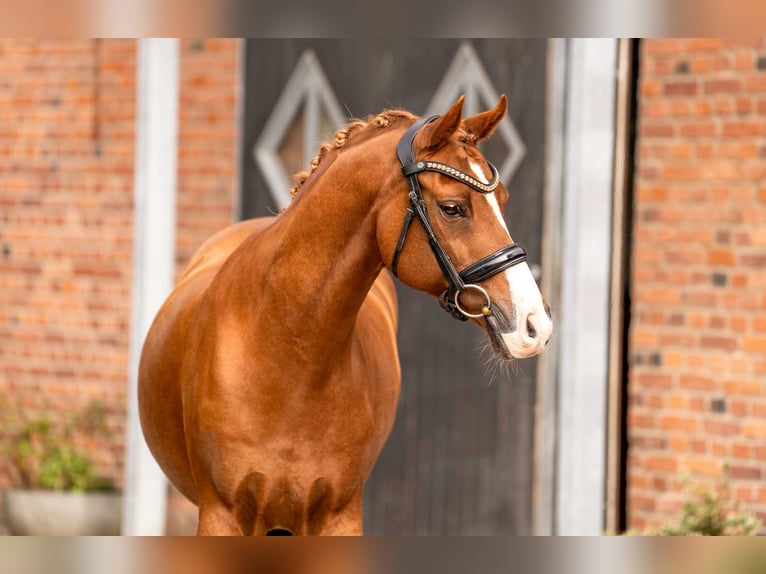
[527,316,538,340]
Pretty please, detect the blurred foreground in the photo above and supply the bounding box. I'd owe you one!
[0,537,765,574]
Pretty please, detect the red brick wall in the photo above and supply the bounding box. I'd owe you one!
[0,39,137,487]
[176,39,241,279]
[629,38,766,531]
[0,39,240,532]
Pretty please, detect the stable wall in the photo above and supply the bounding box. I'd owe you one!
[629,38,766,531]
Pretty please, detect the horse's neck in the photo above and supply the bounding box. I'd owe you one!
[234,151,389,363]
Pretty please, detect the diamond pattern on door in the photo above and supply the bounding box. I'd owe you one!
[253,50,347,208]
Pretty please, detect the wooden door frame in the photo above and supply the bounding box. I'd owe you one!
[532,38,633,535]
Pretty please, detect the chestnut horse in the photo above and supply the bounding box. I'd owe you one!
[139,96,552,536]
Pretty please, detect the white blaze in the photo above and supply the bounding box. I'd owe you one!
[469,162,552,350]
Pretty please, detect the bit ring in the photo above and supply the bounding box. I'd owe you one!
[454,284,492,319]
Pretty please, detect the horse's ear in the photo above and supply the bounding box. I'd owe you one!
[419,95,464,151]
[463,94,507,142]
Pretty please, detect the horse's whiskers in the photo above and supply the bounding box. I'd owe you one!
[476,337,517,385]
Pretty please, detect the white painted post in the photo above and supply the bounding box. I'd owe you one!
[533,37,568,536]
[555,38,618,535]
[123,38,179,536]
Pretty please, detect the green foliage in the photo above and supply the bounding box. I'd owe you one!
[1,399,115,493]
[655,478,760,536]
[642,471,761,536]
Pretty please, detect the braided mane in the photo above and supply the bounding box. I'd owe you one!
[289,109,418,200]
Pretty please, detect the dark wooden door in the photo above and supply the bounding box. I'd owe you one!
[241,39,548,534]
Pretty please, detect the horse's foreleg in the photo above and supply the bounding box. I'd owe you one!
[196,504,243,536]
[315,494,364,536]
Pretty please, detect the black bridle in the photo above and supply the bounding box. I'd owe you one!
[391,115,528,321]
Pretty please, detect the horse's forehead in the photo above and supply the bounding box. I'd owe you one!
[435,139,484,166]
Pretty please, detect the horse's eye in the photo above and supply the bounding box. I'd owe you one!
[439,203,464,219]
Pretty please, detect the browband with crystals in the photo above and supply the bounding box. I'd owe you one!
[401,160,501,194]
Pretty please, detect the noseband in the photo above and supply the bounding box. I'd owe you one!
[391,115,528,321]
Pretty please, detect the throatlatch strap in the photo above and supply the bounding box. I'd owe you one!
[391,207,414,277]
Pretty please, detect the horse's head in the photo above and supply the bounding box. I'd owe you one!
[378,95,552,360]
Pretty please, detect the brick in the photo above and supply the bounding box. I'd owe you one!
[634,372,673,389]
[689,439,707,453]
[690,57,711,73]
[729,465,762,480]
[699,336,738,352]
[752,230,766,247]
[741,253,766,267]
[645,39,681,55]
[667,393,685,409]
[663,351,684,368]
[723,120,763,137]
[668,436,688,452]
[662,164,701,180]
[731,357,750,373]
[723,379,763,395]
[629,412,656,429]
[684,458,724,476]
[641,123,674,137]
[745,75,766,91]
[755,446,766,461]
[632,328,659,347]
[670,143,691,159]
[743,337,766,353]
[731,442,750,458]
[707,248,736,266]
[641,80,662,97]
[630,435,666,450]
[704,161,743,180]
[659,333,696,346]
[631,495,657,512]
[643,100,670,117]
[659,415,698,432]
[696,143,714,159]
[723,292,760,310]
[747,164,766,180]
[712,441,728,457]
[664,81,698,96]
[705,79,742,94]
[644,456,678,473]
[629,474,649,490]
[658,497,687,516]
[743,422,766,440]
[754,316,766,331]
[735,53,754,70]
[736,97,753,114]
[689,397,706,412]
[704,419,741,436]
[683,38,724,52]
